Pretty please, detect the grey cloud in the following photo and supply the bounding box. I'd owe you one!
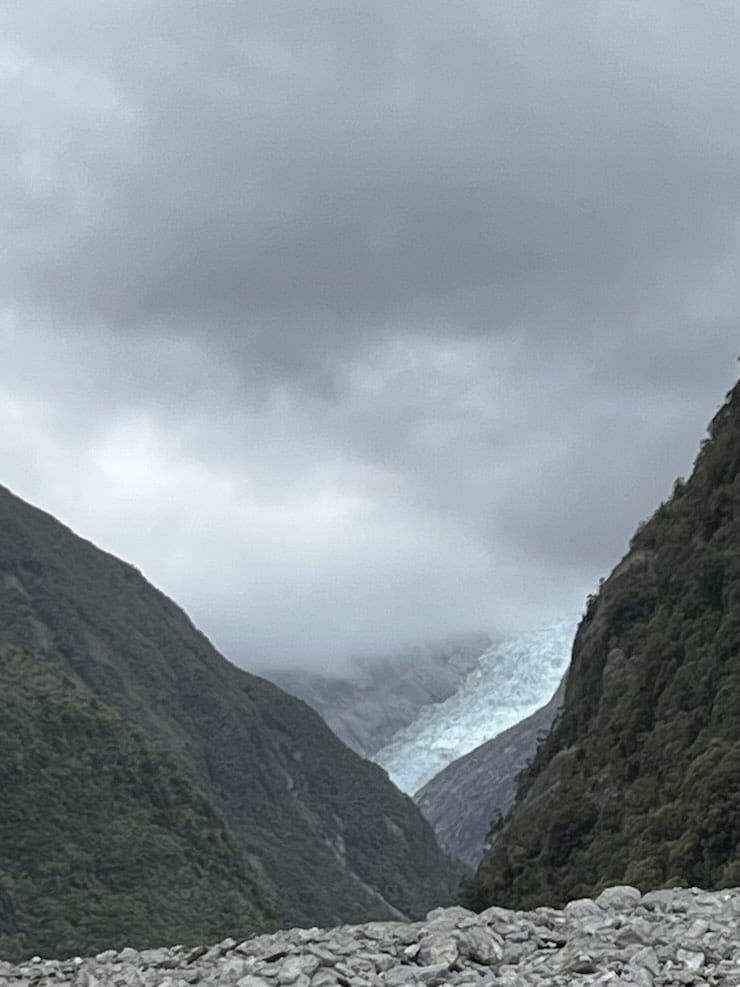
[0,1,739,666]
[2,1,739,385]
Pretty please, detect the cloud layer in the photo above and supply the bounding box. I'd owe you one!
[1,1,738,667]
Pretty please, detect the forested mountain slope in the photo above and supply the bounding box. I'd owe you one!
[464,381,740,910]
[0,646,273,962]
[0,485,459,959]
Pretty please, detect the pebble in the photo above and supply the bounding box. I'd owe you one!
[1,886,739,986]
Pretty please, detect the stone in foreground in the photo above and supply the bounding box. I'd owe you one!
[1,886,739,987]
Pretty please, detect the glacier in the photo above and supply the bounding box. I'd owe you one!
[372,620,575,794]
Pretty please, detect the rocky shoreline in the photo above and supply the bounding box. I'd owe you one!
[2,886,739,987]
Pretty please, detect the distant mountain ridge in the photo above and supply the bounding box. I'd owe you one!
[464,379,740,909]
[0,485,459,961]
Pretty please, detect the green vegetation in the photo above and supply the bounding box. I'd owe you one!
[464,381,740,911]
[0,484,460,960]
[0,646,273,962]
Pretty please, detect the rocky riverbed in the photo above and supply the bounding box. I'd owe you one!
[1,886,739,987]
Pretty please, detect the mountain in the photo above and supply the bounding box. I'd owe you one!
[415,678,565,868]
[372,624,573,794]
[464,381,740,911]
[0,485,460,960]
[0,646,273,963]
[268,634,491,758]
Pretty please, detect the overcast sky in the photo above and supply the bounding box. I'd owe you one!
[1,1,738,670]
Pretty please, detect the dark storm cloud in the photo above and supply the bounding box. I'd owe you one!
[0,1,739,665]
[3,2,739,372]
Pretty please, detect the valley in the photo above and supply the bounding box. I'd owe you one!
[270,624,573,797]
[2,378,740,985]
[271,625,573,867]
[0,485,459,962]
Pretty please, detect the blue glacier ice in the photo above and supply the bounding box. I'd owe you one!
[372,620,575,794]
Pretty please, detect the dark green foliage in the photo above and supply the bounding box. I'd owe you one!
[0,647,272,962]
[464,381,740,911]
[0,484,459,959]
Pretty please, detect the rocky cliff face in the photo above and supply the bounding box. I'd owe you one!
[0,485,460,961]
[415,679,565,868]
[464,380,740,911]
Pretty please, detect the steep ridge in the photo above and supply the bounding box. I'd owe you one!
[269,635,491,758]
[0,646,273,962]
[464,381,740,910]
[373,624,573,794]
[415,679,565,868]
[0,485,459,958]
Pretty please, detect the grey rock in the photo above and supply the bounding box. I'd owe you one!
[411,963,452,986]
[3,888,740,987]
[456,927,504,965]
[383,966,422,987]
[118,948,141,963]
[305,945,339,967]
[595,886,642,911]
[564,897,603,918]
[310,971,340,987]
[577,913,613,936]
[555,942,599,975]
[424,906,475,926]
[365,953,398,972]
[676,947,706,972]
[630,944,661,976]
[642,889,685,912]
[686,918,710,938]
[624,970,653,987]
[94,950,119,963]
[415,934,458,967]
[278,955,320,982]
